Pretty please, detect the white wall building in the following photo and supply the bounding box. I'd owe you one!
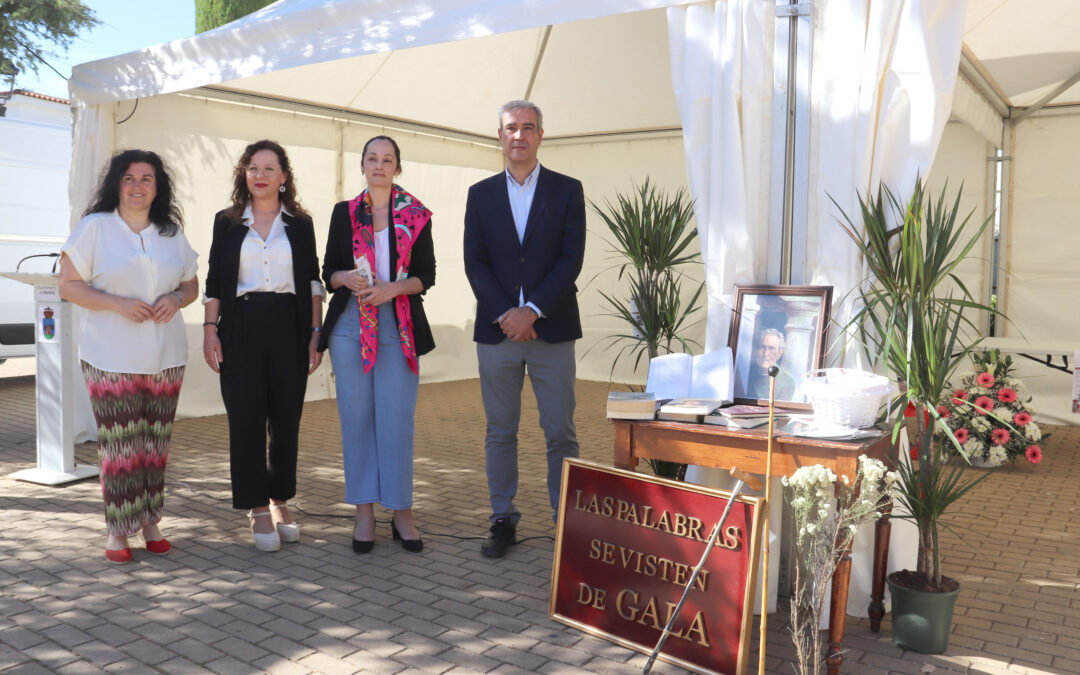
[0,90,72,362]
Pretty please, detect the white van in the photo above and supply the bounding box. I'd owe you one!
[0,90,72,363]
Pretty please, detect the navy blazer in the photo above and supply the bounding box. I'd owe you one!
[317,199,436,355]
[463,166,586,344]
[204,209,320,350]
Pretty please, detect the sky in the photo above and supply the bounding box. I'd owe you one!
[17,0,196,100]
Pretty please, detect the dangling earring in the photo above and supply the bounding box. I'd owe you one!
[279,184,286,193]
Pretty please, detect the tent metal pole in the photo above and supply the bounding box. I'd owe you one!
[958,44,1010,117]
[186,86,498,147]
[1012,66,1080,123]
[335,123,345,203]
[524,26,553,102]
[770,1,811,286]
[994,120,1014,337]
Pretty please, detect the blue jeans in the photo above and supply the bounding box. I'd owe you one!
[328,302,419,509]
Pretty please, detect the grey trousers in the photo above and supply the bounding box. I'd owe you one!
[477,338,579,525]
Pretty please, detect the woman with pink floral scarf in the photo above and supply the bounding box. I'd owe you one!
[318,136,435,555]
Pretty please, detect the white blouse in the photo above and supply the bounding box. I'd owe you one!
[62,211,199,374]
[374,227,391,283]
[204,205,324,300]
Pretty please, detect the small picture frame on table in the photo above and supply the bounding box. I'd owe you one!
[727,284,832,410]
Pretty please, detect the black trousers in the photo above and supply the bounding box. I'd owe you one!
[220,292,307,510]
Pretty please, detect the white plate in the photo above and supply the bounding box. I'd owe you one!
[779,419,881,440]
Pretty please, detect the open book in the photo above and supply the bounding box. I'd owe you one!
[645,349,735,403]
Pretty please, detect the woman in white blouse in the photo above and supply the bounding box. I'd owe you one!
[202,140,323,552]
[59,150,199,564]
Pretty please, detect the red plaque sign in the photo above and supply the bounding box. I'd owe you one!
[550,460,762,675]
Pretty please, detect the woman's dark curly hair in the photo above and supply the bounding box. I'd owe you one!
[84,149,183,236]
[224,139,309,223]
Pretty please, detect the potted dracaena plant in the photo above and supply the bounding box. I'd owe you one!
[835,177,997,653]
[590,178,703,478]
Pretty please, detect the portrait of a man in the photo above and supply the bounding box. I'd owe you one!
[743,328,796,400]
[729,285,832,407]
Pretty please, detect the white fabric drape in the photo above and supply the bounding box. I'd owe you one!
[668,0,776,608]
[804,0,968,616]
[806,0,967,363]
[67,100,117,442]
[667,0,772,353]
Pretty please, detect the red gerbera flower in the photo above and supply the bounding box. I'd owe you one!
[1013,411,1032,426]
[952,388,968,404]
[974,396,994,414]
[1025,445,1042,464]
[936,404,950,419]
[997,387,1018,403]
[991,428,1010,445]
[954,428,969,444]
[976,372,995,387]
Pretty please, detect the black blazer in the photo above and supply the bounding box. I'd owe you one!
[463,165,586,344]
[317,199,436,355]
[204,209,320,351]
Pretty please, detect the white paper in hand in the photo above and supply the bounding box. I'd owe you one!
[354,256,373,286]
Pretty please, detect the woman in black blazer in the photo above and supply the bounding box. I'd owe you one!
[202,140,324,552]
[319,135,435,554]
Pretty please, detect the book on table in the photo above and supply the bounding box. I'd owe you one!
[646,349,734,403]
[703,413,772,428]
[703,403,788,427]
[657,397,726,423]
[606,391,660,420]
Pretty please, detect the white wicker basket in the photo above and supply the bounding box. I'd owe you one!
[802,369,893,429]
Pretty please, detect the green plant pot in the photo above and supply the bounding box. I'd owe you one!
[887,574,961,654]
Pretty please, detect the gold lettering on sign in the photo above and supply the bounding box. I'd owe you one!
[590,539,710,591]
[573,489,737,547]
[614,589,711,647]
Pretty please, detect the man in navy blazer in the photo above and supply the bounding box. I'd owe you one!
[464,100,586,558]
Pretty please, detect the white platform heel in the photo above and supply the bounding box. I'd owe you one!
[247,510,281,552]
[270,503,300,543]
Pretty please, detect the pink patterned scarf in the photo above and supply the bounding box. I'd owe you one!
[348,185,432,375]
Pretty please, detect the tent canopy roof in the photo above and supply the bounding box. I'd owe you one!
[70,0,690,140]
[964,0,1080,110]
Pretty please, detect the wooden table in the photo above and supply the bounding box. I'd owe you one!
[612,420,893,675]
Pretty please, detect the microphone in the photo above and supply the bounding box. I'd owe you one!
[768,365,779,378]
[16,252,60,273]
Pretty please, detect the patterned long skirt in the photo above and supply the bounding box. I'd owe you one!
[81,362,185,537]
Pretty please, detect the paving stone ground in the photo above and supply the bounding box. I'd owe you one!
[0,358,1076,674]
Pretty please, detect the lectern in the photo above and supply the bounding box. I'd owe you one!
[1,272,98,484]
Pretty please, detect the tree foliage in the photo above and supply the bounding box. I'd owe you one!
[196,0,275,33]
[0,0,98,80]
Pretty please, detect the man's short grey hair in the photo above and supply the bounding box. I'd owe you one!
[759,328,786,351]
[498,100,543,130]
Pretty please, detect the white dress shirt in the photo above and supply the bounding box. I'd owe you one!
[505,162,543,317]
[203,205,324,302]
[62,210,199,374]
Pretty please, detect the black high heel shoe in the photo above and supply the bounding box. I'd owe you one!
[352,537,373,554]
[391,519,423,553]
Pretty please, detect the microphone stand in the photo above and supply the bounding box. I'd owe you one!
[757,365,779,674]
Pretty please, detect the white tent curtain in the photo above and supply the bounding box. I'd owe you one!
[804,0,968,615]
[805,0,967,354]
[667,0,773,354]
[667,0,777,607]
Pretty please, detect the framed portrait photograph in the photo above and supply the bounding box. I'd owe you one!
[727,285,833,409]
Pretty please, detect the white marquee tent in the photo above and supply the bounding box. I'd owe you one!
[67,0,1079,424]
[64,0,1079,620]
